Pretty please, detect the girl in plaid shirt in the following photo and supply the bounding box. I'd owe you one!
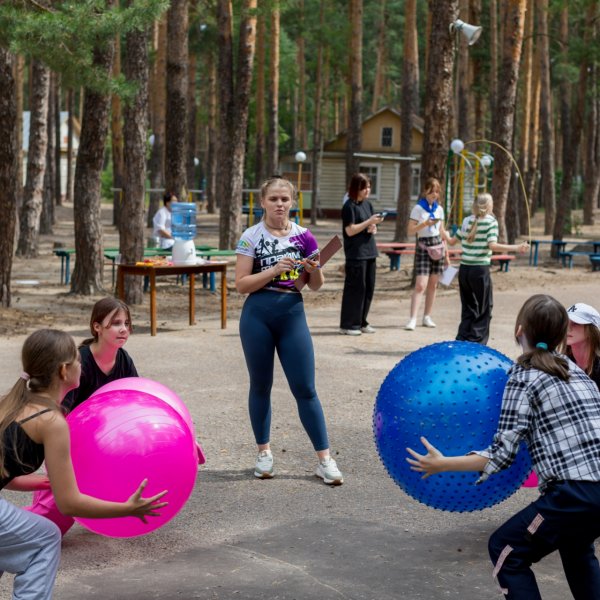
[407,294,600,599]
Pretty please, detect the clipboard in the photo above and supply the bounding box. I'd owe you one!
[294,235,343,291]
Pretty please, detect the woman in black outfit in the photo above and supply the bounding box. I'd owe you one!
[339,173,384,336]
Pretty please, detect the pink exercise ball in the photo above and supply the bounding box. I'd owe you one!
[93,377,206,464]
[67,390,198,538]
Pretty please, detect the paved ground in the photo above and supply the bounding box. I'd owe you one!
[0,209,598,599]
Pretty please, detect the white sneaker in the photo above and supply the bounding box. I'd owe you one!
[404,318,416,331]
[254,450,274,479]
[422,315,437,328]
[315,457,344,485]
[361,325,376,334]
[339,328,362,336]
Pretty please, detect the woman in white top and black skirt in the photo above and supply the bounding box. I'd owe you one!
[404,177,449,331]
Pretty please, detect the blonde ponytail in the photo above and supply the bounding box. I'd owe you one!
[466,193,494,243]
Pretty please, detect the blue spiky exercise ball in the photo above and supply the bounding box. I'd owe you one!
[373,341,531,512]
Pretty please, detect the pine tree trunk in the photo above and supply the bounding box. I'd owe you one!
[217,0,257,249]
[489,0,498,119]
[456,0,471,140]
[17,59,50,258]
[206,49,218,214]
[186,52,198,192]
[396,0,418,242]
[254,10,266,187]
[553,3,593,241]
[66,89,74,203]
[148,16,167,226]
[70,32,116,295]
[165,0,189,200]
[517,0,535,233]
[267,2,280,176]
[421,0,458,184]
[296,11,307,150]
[371,0,387,114]
[489,0,526,242]
[310,0,326,226]
[0,48,18,307]
[121,18,150,305]
[583,64,599,225]
[53,74,61,207]
[15,55,24,215]
[537,0,556,235]
[40,72,55,235]
[111,35,125,227]
[346,0,363,183]
[470,0,485,139]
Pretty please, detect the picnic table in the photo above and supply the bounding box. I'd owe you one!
[558,249,600,269]
[116,261,228,336]
[53,248,76,285]
[527,239,600,266]
[104,246,216,288]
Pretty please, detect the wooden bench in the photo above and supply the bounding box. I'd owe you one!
[490,254,514,272]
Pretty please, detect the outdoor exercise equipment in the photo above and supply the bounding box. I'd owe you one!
[373,341,531,512]
[68,387,198,537]
[96,377,205,464]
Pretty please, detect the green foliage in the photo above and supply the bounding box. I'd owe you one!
[0,0,169,96]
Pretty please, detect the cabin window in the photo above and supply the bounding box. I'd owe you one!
[359,165,379,198]
[381,127,393,147]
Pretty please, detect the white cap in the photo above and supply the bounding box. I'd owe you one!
[566,303,600,328]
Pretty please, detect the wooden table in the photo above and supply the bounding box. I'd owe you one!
[116,262,228,336]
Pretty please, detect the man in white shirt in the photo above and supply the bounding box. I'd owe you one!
[153,192,176,249]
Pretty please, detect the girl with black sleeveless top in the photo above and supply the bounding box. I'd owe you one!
[0,329,166,599]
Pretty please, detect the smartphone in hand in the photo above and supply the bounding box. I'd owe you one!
[377,212,388,219]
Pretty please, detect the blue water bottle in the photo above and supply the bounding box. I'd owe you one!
[171,202,197,241]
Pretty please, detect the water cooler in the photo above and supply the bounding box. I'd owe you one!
[171,202,197,265]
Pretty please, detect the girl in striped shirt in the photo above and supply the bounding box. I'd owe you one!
[445,193,528,344]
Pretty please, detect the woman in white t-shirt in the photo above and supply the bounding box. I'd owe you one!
[404,177,449,331]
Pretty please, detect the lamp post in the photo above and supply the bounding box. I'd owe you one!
[295,151,307,226]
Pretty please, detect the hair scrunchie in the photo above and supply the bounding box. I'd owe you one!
[535,342,548,350]
[20,372,30,381]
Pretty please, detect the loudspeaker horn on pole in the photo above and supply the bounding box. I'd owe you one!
[449,19,483,46]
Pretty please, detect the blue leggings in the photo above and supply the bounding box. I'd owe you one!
[239,290,329,451]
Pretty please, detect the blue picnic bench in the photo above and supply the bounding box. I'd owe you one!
[531,240,600,267]
[53,248,76,285]
[559,251,600,269]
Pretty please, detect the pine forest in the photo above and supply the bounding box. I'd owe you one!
[0,0,599,305]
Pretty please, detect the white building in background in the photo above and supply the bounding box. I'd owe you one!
[22,111,80,197]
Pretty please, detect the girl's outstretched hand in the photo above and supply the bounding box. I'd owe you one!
[406,436,446,479]
[127,479,169,523]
